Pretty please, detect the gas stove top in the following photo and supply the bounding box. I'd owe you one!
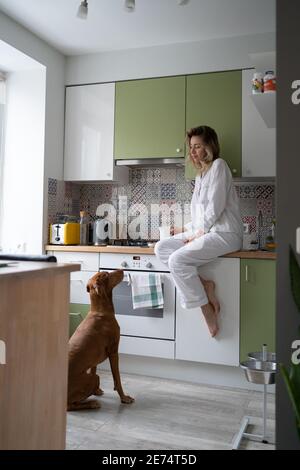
[109,239,156,248]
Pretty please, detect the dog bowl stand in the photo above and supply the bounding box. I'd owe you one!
[232,383,273,450]
[232,346,276,450]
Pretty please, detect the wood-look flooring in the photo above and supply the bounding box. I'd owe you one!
[66,370,275,451]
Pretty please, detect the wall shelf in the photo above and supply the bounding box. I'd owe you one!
[251,92,276,128]
[248,51,276,129]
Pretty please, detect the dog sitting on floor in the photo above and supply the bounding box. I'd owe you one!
[67,270,134,411]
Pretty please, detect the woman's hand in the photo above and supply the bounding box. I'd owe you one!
[170,227,185,236]
[184,229,205,244]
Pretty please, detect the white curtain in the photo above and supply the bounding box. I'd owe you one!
[0,72,6,104]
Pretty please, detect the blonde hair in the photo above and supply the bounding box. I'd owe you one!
[186,126,220,174]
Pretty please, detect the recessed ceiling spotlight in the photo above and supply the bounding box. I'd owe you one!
[77,0,88,19]
[124,0,135,12]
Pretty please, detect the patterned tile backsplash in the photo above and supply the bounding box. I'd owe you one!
[48,168,275,244]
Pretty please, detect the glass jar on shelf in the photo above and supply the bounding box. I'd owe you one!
[252,72,264,94]
[263,71,276,93]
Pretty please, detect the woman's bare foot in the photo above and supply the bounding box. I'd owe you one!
[200,277,220,315]
[201,302,219,338]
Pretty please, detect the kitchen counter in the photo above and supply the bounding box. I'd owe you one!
[45,245,276,260]
[0,261,80,450]
[0,261,81,279]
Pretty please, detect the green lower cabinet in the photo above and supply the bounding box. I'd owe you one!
[240,259,276,362]
[69,303,90,338]
[185,71,242,180]
[114,76,186,159]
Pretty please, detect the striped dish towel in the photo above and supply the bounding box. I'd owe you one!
[128,272,164,310]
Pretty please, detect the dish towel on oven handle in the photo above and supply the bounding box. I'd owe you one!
[127,272,164,309]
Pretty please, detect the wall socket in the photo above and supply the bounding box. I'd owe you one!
[243,223,250,234]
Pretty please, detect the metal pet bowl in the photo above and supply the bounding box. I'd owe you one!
[240,360,277,385]
[248,351,276,363]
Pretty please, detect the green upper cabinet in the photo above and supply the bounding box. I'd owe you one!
[240,259,276,363]
[114,76,186,159]
[185,71,242,180]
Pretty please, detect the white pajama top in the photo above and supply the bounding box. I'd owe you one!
[185,158,243,237]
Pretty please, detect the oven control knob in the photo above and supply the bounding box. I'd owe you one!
[146,262,152,269]
[121,261,128,268]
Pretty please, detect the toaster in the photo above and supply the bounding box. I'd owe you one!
[49,223,80,245]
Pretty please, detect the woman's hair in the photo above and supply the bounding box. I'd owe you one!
[186,126,220,168]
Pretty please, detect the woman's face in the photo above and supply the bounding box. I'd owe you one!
[189,136,207,167]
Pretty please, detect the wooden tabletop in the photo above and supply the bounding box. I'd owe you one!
[46,245,276,260]
[0,261,81,279]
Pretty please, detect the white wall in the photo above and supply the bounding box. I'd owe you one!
[66,32,275,85]
[1,69,46,253]
[0,11,65,252]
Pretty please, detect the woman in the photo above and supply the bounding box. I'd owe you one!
[155,126,243,338]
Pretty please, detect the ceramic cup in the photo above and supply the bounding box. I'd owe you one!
[159,226,171,240]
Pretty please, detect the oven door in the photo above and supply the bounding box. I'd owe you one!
[102,270,175,340]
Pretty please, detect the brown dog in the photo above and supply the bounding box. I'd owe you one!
[67,270,134,411]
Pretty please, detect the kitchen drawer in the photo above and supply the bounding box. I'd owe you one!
[70,271,96,304]
[49,251,99,272]
[119,336,175,360]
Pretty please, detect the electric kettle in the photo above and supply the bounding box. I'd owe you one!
[93,217,113,245]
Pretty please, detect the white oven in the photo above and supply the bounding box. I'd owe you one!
[99,253,175,340]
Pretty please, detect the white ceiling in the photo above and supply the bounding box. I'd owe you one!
[0,0,276,56]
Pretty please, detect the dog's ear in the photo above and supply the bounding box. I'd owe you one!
[86,283,90,293]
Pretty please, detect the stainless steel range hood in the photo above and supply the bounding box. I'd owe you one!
[115,158,185,168]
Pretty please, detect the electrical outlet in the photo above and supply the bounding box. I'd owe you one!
[243,223,250,234]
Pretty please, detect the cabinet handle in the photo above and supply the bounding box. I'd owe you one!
[245,265,249,282]
[232,168,237,174]
[176,148,182,153]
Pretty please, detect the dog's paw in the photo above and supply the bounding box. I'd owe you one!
[121,395,135,404]
[89,400,101,409]
[94,388,104,396]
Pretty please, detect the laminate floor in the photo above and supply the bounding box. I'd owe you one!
[66,370,275,451]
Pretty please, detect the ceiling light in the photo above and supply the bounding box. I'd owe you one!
[77,0,88,19]
[124,0,135,12]
[178,0,189,4]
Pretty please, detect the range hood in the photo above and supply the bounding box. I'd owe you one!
[115,158,185,168]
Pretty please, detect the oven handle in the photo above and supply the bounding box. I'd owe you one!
[101,269,165,284]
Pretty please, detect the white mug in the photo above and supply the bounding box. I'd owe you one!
[159,226,171,240]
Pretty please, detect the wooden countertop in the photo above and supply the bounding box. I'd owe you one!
[46,245,276,260]
[0,261,81,279]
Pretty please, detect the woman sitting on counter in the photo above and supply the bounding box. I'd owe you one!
[155,125,243,338]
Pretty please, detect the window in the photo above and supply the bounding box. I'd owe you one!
[0,72,6,250]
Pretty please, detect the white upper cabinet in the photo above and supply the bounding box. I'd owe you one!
[242,69,276,177]
[64,83,128,183]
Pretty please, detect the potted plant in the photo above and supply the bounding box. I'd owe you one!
[280,246,300,440]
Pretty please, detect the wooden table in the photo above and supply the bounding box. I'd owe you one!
[0,262,80,450]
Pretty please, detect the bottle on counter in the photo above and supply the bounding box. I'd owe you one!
[252,72,264,94]
[257,210,263,250]
[265,218,276,251]
[79,211,89,245]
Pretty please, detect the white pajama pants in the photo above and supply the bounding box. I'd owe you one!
[155,231,242,309]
